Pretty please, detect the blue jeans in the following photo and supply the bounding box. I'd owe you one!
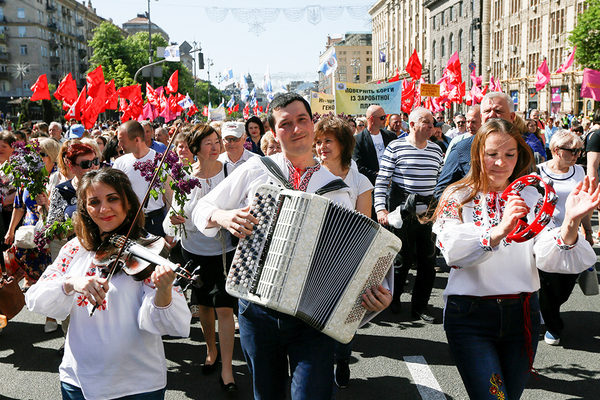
[61,382,166,400]
[238,299,335,400]
[444,293,540,400]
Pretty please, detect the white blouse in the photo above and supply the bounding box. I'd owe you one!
[433,186,596,300]
[25,238,191,400]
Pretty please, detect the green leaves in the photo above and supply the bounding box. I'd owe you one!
[569,0,600,70]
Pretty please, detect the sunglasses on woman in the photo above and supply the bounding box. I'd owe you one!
[73,157,100,169]
[558,147,584,157]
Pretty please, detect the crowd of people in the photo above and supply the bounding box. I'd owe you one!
[0,90,598,400]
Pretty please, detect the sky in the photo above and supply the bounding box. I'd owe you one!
[93,0,373,90]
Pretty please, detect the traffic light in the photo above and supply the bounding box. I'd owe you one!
[198,52,205,70]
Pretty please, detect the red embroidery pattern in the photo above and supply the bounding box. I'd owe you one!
[285,159,320,192]
[96,299,107,311]
[439,198,460,220]
[77,295,89,307]
[473,193,506,228]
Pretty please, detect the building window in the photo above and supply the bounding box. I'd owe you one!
[19,27,26,37]
[433,15,436,30]
[459,30,463,51]
[450,33,454,54]
[432,40,436,59]
[493,0,503,20]
[529,17,541,42]
[549,47,564,71]
[20,45,28,55]
[366,66,372,74]
[493,30,504,52]
[459,2,463,17]
[510,0,521,14]
[551,9,565,35]
[339,66,347,74]
[449,6,453,21]
[441,11,445,25]
[527,53,540,76]
[1,81,9,91]
[441,37,445,57]
[509,57,520,78]
[510,24,520,46]
[18,8,25,19]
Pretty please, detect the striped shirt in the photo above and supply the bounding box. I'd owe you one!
[374,138,443,213]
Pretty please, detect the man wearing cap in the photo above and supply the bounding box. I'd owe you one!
[68,124,85,139]
[218,121,256,173]
[114,120,172,237]
[141,121,167,154]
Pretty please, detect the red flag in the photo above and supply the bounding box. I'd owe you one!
[401,79,415,114]
[30,74,51,101]
[243,103,250,120]
[389,68,400,82]
[233,104,239,112]
[166,70,179,94]
[54,73,78,104]
[82,95,105,129]
[202,106,208,117]
[443,52,462,86]
[65,86,86,121]
[86,65,105,99]
[470,69,482,88]
[105,80,118,110]
[187,104,199,117]
[146,83,160,108]
[535,60,551,92]
[406,49,422,80]
[253,105,259,115]
[556,47,576,74]
[118,84,141,101]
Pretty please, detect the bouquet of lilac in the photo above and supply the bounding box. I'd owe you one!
[34,218,74,252]
[1,141,49,200]
[134,150,201,237]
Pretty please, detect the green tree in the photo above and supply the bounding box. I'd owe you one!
[568,0,600,70]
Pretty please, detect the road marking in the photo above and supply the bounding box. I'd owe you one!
[404,355,447,400]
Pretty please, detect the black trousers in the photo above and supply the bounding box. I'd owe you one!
[538,269,580,336]
[393,214,437,312]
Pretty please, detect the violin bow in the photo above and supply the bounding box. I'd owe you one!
[90,123,181,316]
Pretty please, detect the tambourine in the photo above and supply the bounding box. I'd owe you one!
[500,174,558,243]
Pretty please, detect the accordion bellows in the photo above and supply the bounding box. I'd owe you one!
[226,184,402,343]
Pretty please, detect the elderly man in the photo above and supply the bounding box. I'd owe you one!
[387,113,403,137]
[434,92,515,199]
[445,113,467,139]
[155,127,170,147]
[444,105,481,160]
[49,121,65,143]
[114,120,172,237]
[217,121,256,172]
[375,107,443,322]
[352,105,396,186]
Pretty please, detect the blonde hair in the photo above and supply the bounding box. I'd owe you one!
[549,129,583,152]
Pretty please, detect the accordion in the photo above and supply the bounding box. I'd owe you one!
[226,184,402,343]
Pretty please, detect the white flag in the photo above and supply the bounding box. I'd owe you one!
[164,45,180,62]
[318,47,337,77]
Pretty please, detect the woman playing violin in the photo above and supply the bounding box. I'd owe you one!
[432,119,599,400]
[25,168,191,400]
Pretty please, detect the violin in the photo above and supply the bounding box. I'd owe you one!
[94,234,202,289]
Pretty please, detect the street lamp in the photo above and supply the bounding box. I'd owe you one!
[148,0,158,87]
[207,58,214,106]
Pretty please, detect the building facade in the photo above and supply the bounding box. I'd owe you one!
[122,14,169,43]
[369,0,429,82]
[318,32,373,94]
[0,0,106,107]
[369,0,593,117]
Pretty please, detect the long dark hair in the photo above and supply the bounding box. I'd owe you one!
[245,116,265,138]
[74,168,144,251]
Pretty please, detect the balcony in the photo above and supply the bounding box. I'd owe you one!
[76,19,84,27]
[49,38,59,49]
[50,73,59,82]
[78,49,87,59]
[0,52,9,61]
[79,62,88,74]
[76,34,85,42]
[50,56,60,65]
[0,71,10,79]
[47,22,58,31]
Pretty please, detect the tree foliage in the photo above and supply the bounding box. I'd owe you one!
[568,0,600,70]
[88,21,222,105]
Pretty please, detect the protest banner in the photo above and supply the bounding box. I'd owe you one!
[334,81,402,115]
[310,91,336,114]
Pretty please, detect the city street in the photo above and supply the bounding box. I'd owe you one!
[1,252,599,400]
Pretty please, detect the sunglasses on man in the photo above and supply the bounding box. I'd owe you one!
[73,157,100,169]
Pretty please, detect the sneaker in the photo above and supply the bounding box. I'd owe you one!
[544,331,560,346]
[334,359,350,389]
[44,320,58,333]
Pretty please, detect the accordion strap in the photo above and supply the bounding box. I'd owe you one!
[259,156,348,195]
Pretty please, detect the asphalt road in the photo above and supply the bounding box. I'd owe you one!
[1,257,599,400]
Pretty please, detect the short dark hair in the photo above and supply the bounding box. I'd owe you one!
[187,124,220,156]
[74,168,144,251]
[314,116,355,168]
[245,116,265,137]
[267,93,312,131]
[120,120,145,140]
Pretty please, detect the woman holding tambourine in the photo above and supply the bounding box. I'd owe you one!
[432,119,599,400]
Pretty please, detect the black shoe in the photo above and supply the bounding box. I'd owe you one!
[219,376,239,399]
[202,351,220,375]
[390,299,402,314]
[412,309,436,324]
[334,359,350,388]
